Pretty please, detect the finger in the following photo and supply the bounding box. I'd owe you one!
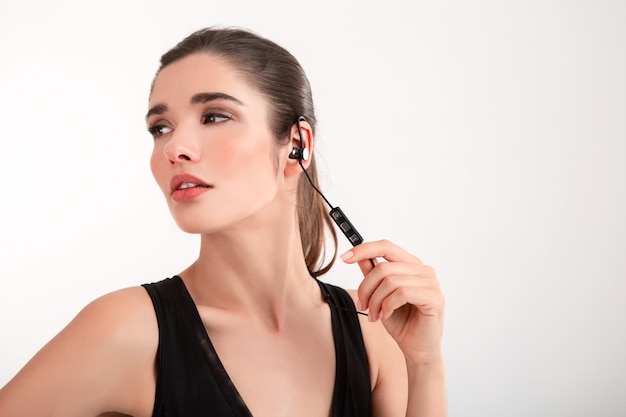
[357,262,431,310]
[356,257,378,277]
[340,239,423,266]
[365,272,439,321]
[364,274,415,321]
[380,287,445,320]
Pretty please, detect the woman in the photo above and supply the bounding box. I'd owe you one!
[0,27,446,417]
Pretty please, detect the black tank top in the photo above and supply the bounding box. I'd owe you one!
[142,276,371,416]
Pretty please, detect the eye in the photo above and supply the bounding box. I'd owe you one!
[147,124,173,138]
[201,112,231,124]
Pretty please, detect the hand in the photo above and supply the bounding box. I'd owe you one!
[340,239,445,362]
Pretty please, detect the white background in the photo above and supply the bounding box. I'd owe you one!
[1,0,625,415]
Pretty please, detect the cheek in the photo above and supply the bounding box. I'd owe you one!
[213,134,274,179]
[214,137,279,211]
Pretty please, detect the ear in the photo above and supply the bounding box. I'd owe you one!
[284,118,313,177]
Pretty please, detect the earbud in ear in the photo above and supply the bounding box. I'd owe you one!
[289,116,310,161]
[289,148,301,160]
[289,147,309,161]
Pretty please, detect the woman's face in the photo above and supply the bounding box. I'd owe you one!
[147,53,289,234]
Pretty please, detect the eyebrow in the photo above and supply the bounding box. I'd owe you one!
[145,92,244,121]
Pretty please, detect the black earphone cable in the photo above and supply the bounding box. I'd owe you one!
[297,156,374,267]
[298,159,334,209]
[295,117,376,317]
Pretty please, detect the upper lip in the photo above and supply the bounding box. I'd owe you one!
[170,173,212,193]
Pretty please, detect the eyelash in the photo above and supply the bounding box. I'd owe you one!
[147,125,171,138]
[201,112,231,124]
[147,112,232,139]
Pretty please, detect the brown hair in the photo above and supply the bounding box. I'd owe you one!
[155,26,337,276]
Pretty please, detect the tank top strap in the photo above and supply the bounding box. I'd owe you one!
[315,279,372,417]
[142,276,252,417]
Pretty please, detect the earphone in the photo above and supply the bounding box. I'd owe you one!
[291,116,375,269]
[288,116,310,161]
[288,147,309,161]
[291,116,375,317]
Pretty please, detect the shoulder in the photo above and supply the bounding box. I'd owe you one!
[84,284,156,319]
[0,285,158,417]
[79,285,158,345]
[67,285,158,352]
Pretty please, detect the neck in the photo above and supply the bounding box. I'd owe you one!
[180,204,320,327]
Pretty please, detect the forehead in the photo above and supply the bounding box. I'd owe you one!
[149,53,262,108]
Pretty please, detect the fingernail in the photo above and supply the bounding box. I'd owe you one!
[340,251,354,262]
[357,299,363,311]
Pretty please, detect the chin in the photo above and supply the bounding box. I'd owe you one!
[175,222,206,235]
[171,214,225,235]
[167,194,280,235]
[169,205,248,236]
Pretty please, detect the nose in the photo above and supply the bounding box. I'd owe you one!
[162,125,200,165]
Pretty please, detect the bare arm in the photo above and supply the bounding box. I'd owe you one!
[405,354,447,417]
[0,287,158,417]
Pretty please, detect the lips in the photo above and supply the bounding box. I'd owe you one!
[170,173,213,202]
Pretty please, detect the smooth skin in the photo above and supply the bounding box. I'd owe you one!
[0,53,446,417]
